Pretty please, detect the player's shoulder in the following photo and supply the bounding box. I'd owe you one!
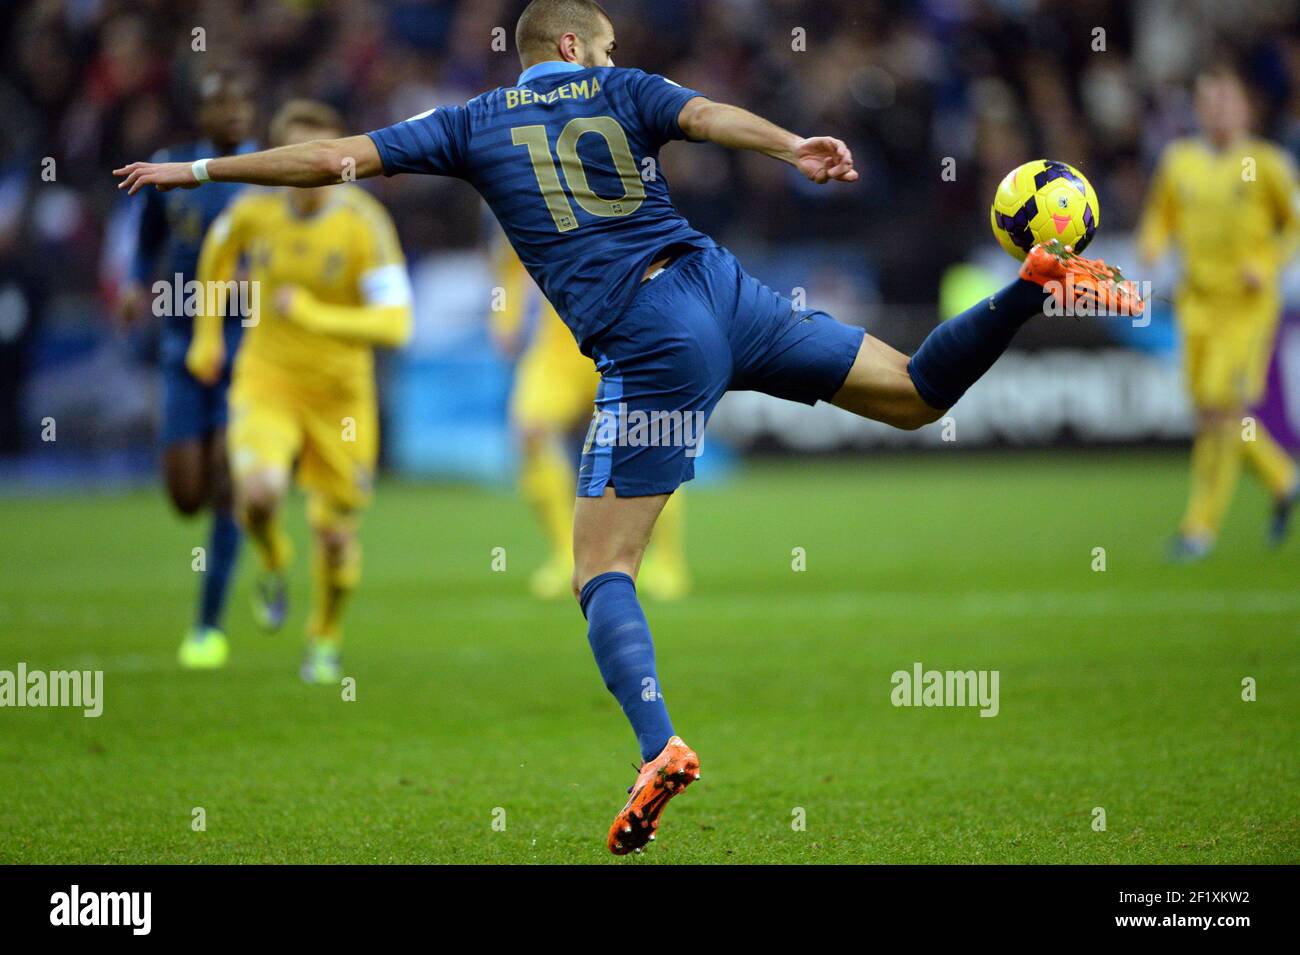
[221,187,280,223]
[334,186,400,242]
[1245,138,1295,173]
[597,66,679,93]
[232,186,278,212]
[1158,137,1202,164]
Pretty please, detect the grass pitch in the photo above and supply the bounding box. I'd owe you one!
[1,452,1296,863]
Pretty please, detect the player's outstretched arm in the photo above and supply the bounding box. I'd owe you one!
[676,98,857,185]
[115,135,384,194]
[277,288,412,349]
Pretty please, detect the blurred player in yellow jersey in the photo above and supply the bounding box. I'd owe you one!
[489,234,690,600]
[1139,63,1300,560]
[187,101,413,681]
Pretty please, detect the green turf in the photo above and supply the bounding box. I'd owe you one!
[1,452,1296,863]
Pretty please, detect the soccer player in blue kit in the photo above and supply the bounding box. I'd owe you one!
[116,0,1142,854]
[117,69,258,669]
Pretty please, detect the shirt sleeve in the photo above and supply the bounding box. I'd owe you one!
[366,106,469,178]
[627,70,706,146]
[196,199,246,287]
[1261,146,1300,268]
[1136,146,1177,264]
[354,201,412,307]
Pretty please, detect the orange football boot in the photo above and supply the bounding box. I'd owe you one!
[1019,239,1145,318]
[607,736,700,855]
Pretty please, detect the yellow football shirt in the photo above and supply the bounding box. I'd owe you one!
[198,185,406,397]
[1138,137,1299,307]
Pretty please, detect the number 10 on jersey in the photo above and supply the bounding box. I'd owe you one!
[511,116,646,233]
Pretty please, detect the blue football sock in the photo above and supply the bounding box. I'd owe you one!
[579,571,675,763]
[907,278,1047,410]
[198,509,241,631]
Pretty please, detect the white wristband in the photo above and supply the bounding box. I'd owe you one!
[191,158,212,184]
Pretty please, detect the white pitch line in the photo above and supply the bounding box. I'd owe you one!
[420,589,1300,620]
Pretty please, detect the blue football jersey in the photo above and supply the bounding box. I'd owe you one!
[124,139,256,342]
[367,62,716,345]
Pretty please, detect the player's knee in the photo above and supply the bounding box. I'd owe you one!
[518,426,549,456]
[239,480,282,526]
[571,555,639,604]
[893,397,946,431]
[315,525,354,567]
[169,489,204,517]
[1198,408,1240,430]
[166,475,206,516]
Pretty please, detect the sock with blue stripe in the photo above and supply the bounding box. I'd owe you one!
[907,278,1047,411]
[198,509,241,631]
[579,571,675,763]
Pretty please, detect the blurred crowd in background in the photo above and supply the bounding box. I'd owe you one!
[1,0,1299,467]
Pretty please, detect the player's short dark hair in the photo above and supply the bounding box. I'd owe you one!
[1195,56,1246,87]
[269,99,346,147]
[515,0,611,62]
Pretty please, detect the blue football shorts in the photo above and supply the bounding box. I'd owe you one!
[159,321,243,447]
[577,246,864,497]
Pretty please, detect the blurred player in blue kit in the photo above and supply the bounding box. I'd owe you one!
[116,69,257,668]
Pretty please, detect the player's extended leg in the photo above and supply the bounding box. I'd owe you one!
[196,427,241,630]
[166,437,233,669]
[832,242,1144,426]
[830,333,946,428]
[572,487,699,855]
[572,487,673,752]
[235,466,293,630]
[163,361,240,668]
[301,498,361,685]
[831,277,1048,426]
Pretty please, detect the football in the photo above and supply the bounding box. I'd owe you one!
[990,159,1099,260]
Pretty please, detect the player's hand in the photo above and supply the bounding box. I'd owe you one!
[274,285,305,320]
[185,337,225,386]
[792,137,858,184]
[114,282,148,332]
[114,161,199,195]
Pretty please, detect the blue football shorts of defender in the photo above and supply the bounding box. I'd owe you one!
[159,321,242,446]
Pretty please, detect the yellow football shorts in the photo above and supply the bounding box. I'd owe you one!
[227,372,377,525]
[1178,295,1280,410]
[510,334,601,432]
